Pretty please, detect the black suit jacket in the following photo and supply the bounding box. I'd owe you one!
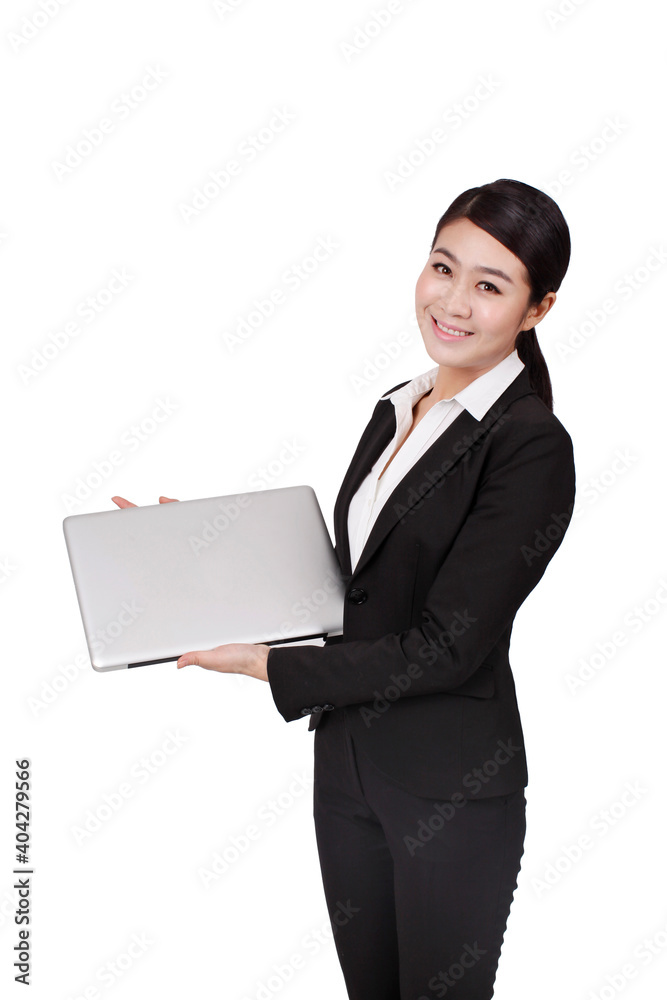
[266,365,576,799]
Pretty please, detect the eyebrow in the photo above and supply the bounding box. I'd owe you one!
[432,247,515,285]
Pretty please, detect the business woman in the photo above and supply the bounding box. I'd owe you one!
[113,178,576,998]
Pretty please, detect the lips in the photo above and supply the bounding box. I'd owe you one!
[430,315,474,337]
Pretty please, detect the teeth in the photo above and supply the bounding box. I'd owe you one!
[434,317,473,337]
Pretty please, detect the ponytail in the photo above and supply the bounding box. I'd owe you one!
[515,329,553,412]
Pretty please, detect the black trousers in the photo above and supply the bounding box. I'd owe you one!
[313,708,526,1000]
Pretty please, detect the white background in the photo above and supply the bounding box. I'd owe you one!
[2,1,666,997]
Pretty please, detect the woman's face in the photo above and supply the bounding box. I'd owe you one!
[414,217,553,378]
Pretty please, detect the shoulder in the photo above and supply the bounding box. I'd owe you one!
[499,390,573,449]
[483,391,575,487]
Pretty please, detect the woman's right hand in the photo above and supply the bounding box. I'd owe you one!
[111,495,179,508]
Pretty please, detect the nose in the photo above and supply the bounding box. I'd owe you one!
[440,278,472,319]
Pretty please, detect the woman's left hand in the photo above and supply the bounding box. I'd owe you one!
[176,643,271,681]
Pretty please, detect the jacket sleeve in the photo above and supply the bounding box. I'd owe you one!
[266,415,576,722]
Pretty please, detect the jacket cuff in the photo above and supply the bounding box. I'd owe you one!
[266,643,331,723]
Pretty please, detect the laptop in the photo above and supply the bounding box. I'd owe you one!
[62,485,345,672]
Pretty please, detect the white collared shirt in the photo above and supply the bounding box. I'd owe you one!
[347,350,525,573]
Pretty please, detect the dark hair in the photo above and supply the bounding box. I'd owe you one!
[429,178,571,411]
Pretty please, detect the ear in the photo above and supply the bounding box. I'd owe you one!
[522,291,557,331]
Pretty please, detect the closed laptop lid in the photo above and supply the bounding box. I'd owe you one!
[63,485,345,671]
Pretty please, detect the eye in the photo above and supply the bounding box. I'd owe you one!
[430,263,500,293]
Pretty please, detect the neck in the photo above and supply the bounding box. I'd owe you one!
[429,350,514,402]
[429,367,477,402]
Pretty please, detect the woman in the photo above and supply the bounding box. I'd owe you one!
[113,178,576,999]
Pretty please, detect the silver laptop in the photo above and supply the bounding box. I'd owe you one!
[63,485,345,671]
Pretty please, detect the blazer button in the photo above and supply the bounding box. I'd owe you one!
[311,705,323,713]
[323,703,334,711]
[347,587,367,604]
[300,707,311,716]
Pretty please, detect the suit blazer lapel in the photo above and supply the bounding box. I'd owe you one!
[333,365,537,580]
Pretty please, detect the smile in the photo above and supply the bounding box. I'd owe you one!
[431,315,474,337]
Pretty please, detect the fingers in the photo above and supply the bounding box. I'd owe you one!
[176,652,205,669]
[176,644,269,681]
[176,650,226,670]
[111,495,179,508]
[110,496,136,508]
[176,643,244,672]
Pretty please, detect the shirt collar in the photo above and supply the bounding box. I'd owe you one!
[379,349,525,421]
